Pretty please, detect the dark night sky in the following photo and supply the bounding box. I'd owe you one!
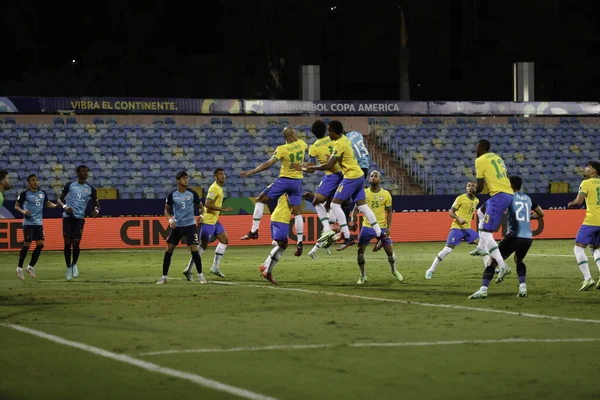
[2,0,600,101]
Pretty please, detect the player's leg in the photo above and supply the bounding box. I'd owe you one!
[210,223,228,277]
[514,238,532,297]
[62,218,72,276]
[357,242,368,284]
[331,178,366,250]
[314,177,336,232]
[382,231,403,282]
[574,225,596,291]
[242,183,277,239]
[260,222,288,284]
[292,206,304,256]
[469,232,514,299]
[475,194,513,282]
[587,229,600,287]
[17,226,32,280]
[26,238,44,278]
[470,206,489,256]
[186,227,204,283]
[426,230,459,278]
[158,228,180,284]
[71,219,85,278]
[185,224,211,279]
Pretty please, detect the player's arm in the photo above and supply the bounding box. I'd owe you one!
[192,190,205,223]
[302,156,338,173]
[531,203,544,219]
[205,198,233,213]
[240,157,278,177]
[57,183,73,214]
[567,192,586,208]
[14,192,31,216]
[90,188,100,218]
[165,193,176,228]
[475,179,485,194]
[385,205,392,237]
[449,206,467,225]
[43,191,57,208]
[474,158,485,193]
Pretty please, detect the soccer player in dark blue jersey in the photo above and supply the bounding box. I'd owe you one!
[157,171,204,284]
[14,174,57,280]
[57,165,100,281]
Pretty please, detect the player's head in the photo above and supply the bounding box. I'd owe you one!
[176,170,189,187]
[76,165,89,181]
[27,174,39,190]
[311,120,327,139]
[466,180,477,194]
[327,120,344,140]
[368,170,381,187]
[0,170,11,190]
[509,176,523,192]
[585,161,600,178]
[282,126,297,142]
[476,139,491,157]
[214,168,226,184]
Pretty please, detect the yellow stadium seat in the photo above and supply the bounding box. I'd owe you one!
[86,124,97,134]
[97,188,118,200]
[549,182,569,193]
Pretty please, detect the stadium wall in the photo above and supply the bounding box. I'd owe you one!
[0,210,585,251]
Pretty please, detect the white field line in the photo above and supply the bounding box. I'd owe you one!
[0,323,278,400]
[139,337,600,356]
[212,281,600,324]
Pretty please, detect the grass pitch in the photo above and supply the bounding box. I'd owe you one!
[1,239,600,400]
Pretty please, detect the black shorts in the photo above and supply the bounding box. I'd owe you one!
[166,224,199,246]
[498,236,532,261]
[23,225,44,242]
[63,217,85,240]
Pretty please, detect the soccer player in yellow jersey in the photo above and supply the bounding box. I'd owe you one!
[468,139,514,298]
[348,171,403,284]
[258,194,294,285]
[567,161,600,291]
[183,168,233,280]
[307,120,343,232]
[299,121,385,251]
[240,127,307,257]
[426,181,489,279]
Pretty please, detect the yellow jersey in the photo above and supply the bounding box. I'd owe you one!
[273,139,308,179]
[579,178,600,226]
[271,195,292,224]
[204,181,224,225]
[309,137,342,175]
[475,152,514,196]
[332,136,364,179]
[363,187,392,228]
[450,193,479,229]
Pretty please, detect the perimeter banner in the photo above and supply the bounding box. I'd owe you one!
[2,96,600,115]
[0,210,584,251]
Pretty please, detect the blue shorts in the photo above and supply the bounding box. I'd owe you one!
[263,177,303,206]
[446,228,479,246]
[333,177,367,203]
[167,224,199,246]
[481,193,513,231]
[575,225,600,246]
[316,172,343,198]
[358,227,392,246]
[271,221,289,243]
[199,221,226,242]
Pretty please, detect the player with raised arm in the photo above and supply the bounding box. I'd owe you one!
[473,176,545,298]
[345,130,371,180]
[425,181,488,279]
[157,171,204,284]
[0,170,12,210]
[56,165,99,281]
[467,140,514,298]
[298,120,385,251]
[183,168,233,280]
[240,127,307,257]
[304,120,343,256]
[14,174,57,280]
[567,161,600,291]
[350,171,403,284]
